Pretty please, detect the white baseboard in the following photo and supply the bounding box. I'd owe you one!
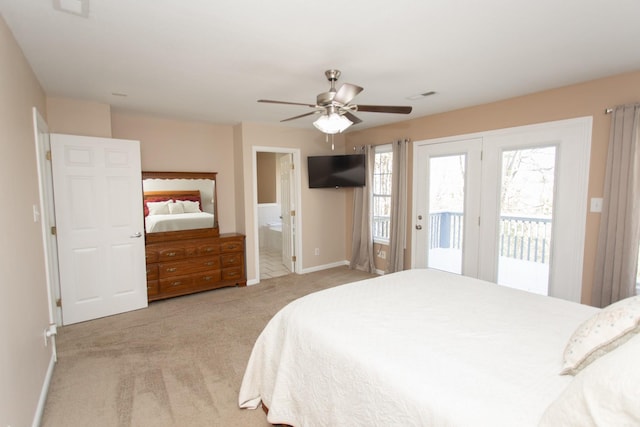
[32,349,56,427]
[300,260,349,274]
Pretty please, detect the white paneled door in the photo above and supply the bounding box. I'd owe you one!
[51,134,147,325]
[280,153,295,273]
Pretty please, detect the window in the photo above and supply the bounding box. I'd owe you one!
[373,145,392,243]
[637,246,640,295]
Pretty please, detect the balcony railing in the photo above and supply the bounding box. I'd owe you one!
[373,215,390,242]
[429,211,552,264]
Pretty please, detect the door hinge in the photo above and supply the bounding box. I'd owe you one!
[290,210,296,217]
[291,163,295,170]
[478,217,481,226]
[56,298,62,307]
[46,150,52,161]
[480,150,483,161]
[50,226,57,235]
[291,255,297,262]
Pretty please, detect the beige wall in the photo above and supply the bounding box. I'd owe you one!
[110,110,237,233]
[46,96,112,137]
[346,70,640,305]
[257,152,277,203]
[0,16,51,427]
[238,123,347,282]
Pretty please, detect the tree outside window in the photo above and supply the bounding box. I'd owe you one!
[373,145,392,243]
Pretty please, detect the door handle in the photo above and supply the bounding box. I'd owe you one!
[130,231,142,238]
[415,225,423,230]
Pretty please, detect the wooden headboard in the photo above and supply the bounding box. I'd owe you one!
[143,190,202,216]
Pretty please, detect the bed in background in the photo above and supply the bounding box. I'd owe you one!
[143,189,214,232]
[239,268,640,426]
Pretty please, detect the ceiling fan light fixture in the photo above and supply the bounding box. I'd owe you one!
[313,112,352,134]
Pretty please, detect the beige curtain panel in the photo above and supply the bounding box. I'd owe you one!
[592,103,640,307]
[387,139,409,273]
[350,145,376,273]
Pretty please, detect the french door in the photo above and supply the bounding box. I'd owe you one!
[412,117,592,302]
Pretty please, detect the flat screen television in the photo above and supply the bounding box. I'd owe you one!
[307,154,366,188]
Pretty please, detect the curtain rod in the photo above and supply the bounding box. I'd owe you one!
[605,108,613,114]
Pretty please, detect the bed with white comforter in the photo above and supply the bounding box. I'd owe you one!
[239,268,639,426]
[144,212,214,232]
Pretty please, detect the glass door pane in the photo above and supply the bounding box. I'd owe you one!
[428,155,465,274]
[497,146,556,294]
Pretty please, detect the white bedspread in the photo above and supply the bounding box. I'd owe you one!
[144,212,214,232]
[239,269,598,427]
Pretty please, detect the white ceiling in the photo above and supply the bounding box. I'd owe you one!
[2,0,640,131]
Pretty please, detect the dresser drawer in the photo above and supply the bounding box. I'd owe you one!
[146,264,158,280]
[147,280,159,296]
[159,257,221,278]
[222,267,243,281]
[194,271,222,287]
[198,243,220,256]
[158,247,187,261]
[221,253,242,267]
[220,239,243,253]
[159,276,194,293]
[145,250,159,263]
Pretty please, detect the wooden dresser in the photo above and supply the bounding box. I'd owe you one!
[145,232,246,302]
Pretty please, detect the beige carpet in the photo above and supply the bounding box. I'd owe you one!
[41,266,375,427]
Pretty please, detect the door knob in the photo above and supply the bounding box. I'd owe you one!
[415,225,422,230]
[130,231,142,238]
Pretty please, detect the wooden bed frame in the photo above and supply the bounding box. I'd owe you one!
[143,189,201,206]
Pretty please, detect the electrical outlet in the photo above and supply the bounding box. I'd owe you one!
[314,248,320,256]
[590,197,603,213]
[378,250,386,259]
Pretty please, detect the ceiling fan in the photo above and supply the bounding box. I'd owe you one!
[258,69,412,134]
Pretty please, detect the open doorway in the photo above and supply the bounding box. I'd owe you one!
[255,149,300,280]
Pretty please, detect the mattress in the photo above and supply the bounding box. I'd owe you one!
[239,268,599,426]
[144,212,214,232]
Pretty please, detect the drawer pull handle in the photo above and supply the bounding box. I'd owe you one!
[203,276,213,281]
[227,271,239,277]
[166,252,177,257]
[170,281,182,287]
[166,267,177,272]
[205,248,213,252]
[227,245,238,250]
[205,262,214,266]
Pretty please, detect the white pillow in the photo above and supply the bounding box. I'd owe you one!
[540,333,640,426]
[560,295,640,375]
[178,200,201,213]
[147,200,172,215]
[168,201,184,215]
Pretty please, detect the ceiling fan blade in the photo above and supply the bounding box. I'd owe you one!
[280,111,318,122]
[333,83,364,105]
[343,111,362,125]
[356,105,412,114]
[258,99,316,108]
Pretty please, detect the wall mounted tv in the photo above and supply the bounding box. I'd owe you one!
[307,154,366,188]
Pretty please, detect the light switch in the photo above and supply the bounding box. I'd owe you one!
[590,198,603,213]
